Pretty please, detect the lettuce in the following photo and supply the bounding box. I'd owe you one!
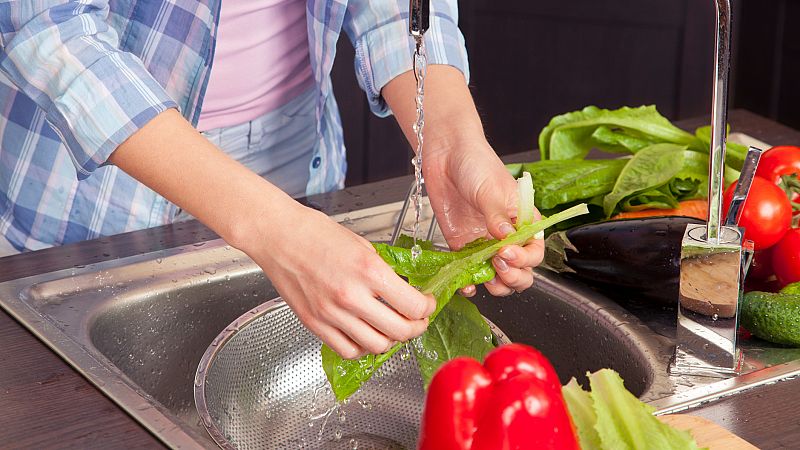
[322,203,590,401]
[563,369,704,450]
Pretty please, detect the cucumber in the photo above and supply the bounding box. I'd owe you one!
[742,282,800,346]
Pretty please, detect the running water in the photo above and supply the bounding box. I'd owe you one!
[410,36,427,262]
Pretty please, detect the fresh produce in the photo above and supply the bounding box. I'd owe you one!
[543,216,703,304]
[563,370,702,450]
[611,199,707,220]
[742,282,800,346]
[747,248,775,282]
[722,177,792,250]
[756,145,800,189]
[523,105,744,224]
[321,204,590,401]
[418,344,579,450]
[772,228,800,287]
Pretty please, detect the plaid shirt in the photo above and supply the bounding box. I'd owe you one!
[0,0,468,251]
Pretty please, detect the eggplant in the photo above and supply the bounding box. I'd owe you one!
[543,216,704,304]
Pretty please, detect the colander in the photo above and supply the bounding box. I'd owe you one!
[194,296,510,449]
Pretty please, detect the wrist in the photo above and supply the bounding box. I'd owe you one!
[221,181,307,257]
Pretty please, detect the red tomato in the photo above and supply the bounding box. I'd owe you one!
[756,146,800,184]
[747,248,774,282]
[757,146,800,204]
[723,177,792,250]
[772,228,800,287]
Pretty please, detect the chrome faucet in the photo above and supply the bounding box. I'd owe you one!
[670,0,763,378]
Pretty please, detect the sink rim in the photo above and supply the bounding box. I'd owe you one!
[0,234,665,449]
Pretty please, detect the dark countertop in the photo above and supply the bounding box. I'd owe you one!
[1,110,799,449]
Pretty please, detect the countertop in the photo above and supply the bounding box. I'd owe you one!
[2,110,799,449]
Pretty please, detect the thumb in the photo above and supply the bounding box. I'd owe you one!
[476,179,518,240]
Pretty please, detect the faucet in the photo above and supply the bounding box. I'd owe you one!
[670,0,763,378]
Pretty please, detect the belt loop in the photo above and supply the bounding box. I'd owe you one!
[249,116,263,150]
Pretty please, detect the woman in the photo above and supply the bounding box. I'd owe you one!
[0,1,542,359]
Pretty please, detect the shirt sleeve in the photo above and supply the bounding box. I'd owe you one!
[0,2,178,179]
[343,0,469,118]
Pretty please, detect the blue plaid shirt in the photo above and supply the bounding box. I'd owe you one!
[0,0,468,251]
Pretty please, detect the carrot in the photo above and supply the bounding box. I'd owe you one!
[611,199,708,220]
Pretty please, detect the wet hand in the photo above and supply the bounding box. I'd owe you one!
[424,138,544,297]
[241,206,436,359]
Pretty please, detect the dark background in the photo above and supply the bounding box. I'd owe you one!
[333,0,800,186]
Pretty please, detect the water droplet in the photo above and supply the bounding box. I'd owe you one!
[334,429,343,440]
[712,313,719,321]
[155,258,163,264]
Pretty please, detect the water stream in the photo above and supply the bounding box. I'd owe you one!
[409,36,427,261]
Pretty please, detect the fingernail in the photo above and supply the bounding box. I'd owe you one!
[500,247,516,261]
[494,256,509,273]
[499,222,516,237]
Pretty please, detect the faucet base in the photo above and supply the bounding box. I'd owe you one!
[671,223,745,378]
[669,347,744,379]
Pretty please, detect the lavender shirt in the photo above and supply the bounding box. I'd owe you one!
[197,0,314,131]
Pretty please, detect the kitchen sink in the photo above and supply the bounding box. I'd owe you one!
[0,199,762,449]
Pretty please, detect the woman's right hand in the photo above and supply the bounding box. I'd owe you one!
[239,204,436,359]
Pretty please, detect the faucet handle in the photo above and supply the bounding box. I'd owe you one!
[724,146,763,227]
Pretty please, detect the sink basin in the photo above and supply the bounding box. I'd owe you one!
[0,202,666,448]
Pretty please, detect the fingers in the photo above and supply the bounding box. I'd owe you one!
[460,285,477,297]
[375,266,436,321]
[350,295,430,343]
[474,179,518,241]
[311,320,365,360]
[497,242,545,270]
[484,276,516,297]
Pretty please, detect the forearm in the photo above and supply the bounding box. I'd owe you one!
[108,109,300,249]
[382,65,484,155]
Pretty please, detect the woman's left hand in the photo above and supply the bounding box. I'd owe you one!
[423,136,544,297]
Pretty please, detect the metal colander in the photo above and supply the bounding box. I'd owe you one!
[194,297,509,450]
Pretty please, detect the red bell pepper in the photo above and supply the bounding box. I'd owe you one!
[418,343,579,450]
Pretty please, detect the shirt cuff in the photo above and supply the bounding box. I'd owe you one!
[352,11,469,118]
[46,52,178,180]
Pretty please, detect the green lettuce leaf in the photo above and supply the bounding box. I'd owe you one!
[589,369,703,450]
[603,144,687,216]
[694,125,747,171]
[520,159,629,210]
[416,294,495,387]
[562,378,602,450]
[322,204,590,401]
[538,105,701,161]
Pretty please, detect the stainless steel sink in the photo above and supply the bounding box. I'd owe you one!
[0,201,697,448]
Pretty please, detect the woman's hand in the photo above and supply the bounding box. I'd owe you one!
[424,137,545,297]
[382,65,544,297]
[110,109,435,359]
[240,204,436,359]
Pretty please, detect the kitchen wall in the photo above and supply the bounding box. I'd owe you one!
[334,0,793,186]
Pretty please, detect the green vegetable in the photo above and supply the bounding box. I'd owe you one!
[694,125,748,171]
[742,282,800,346]
[520,159,628,210]
[603,144,688,216]
[563,369,703,450]
[416,294,495,387]
[538,105,701,161]
[322,203,590,401]
[562,378,602,449]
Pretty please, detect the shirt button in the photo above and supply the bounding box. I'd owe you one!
[312,156,321,169]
